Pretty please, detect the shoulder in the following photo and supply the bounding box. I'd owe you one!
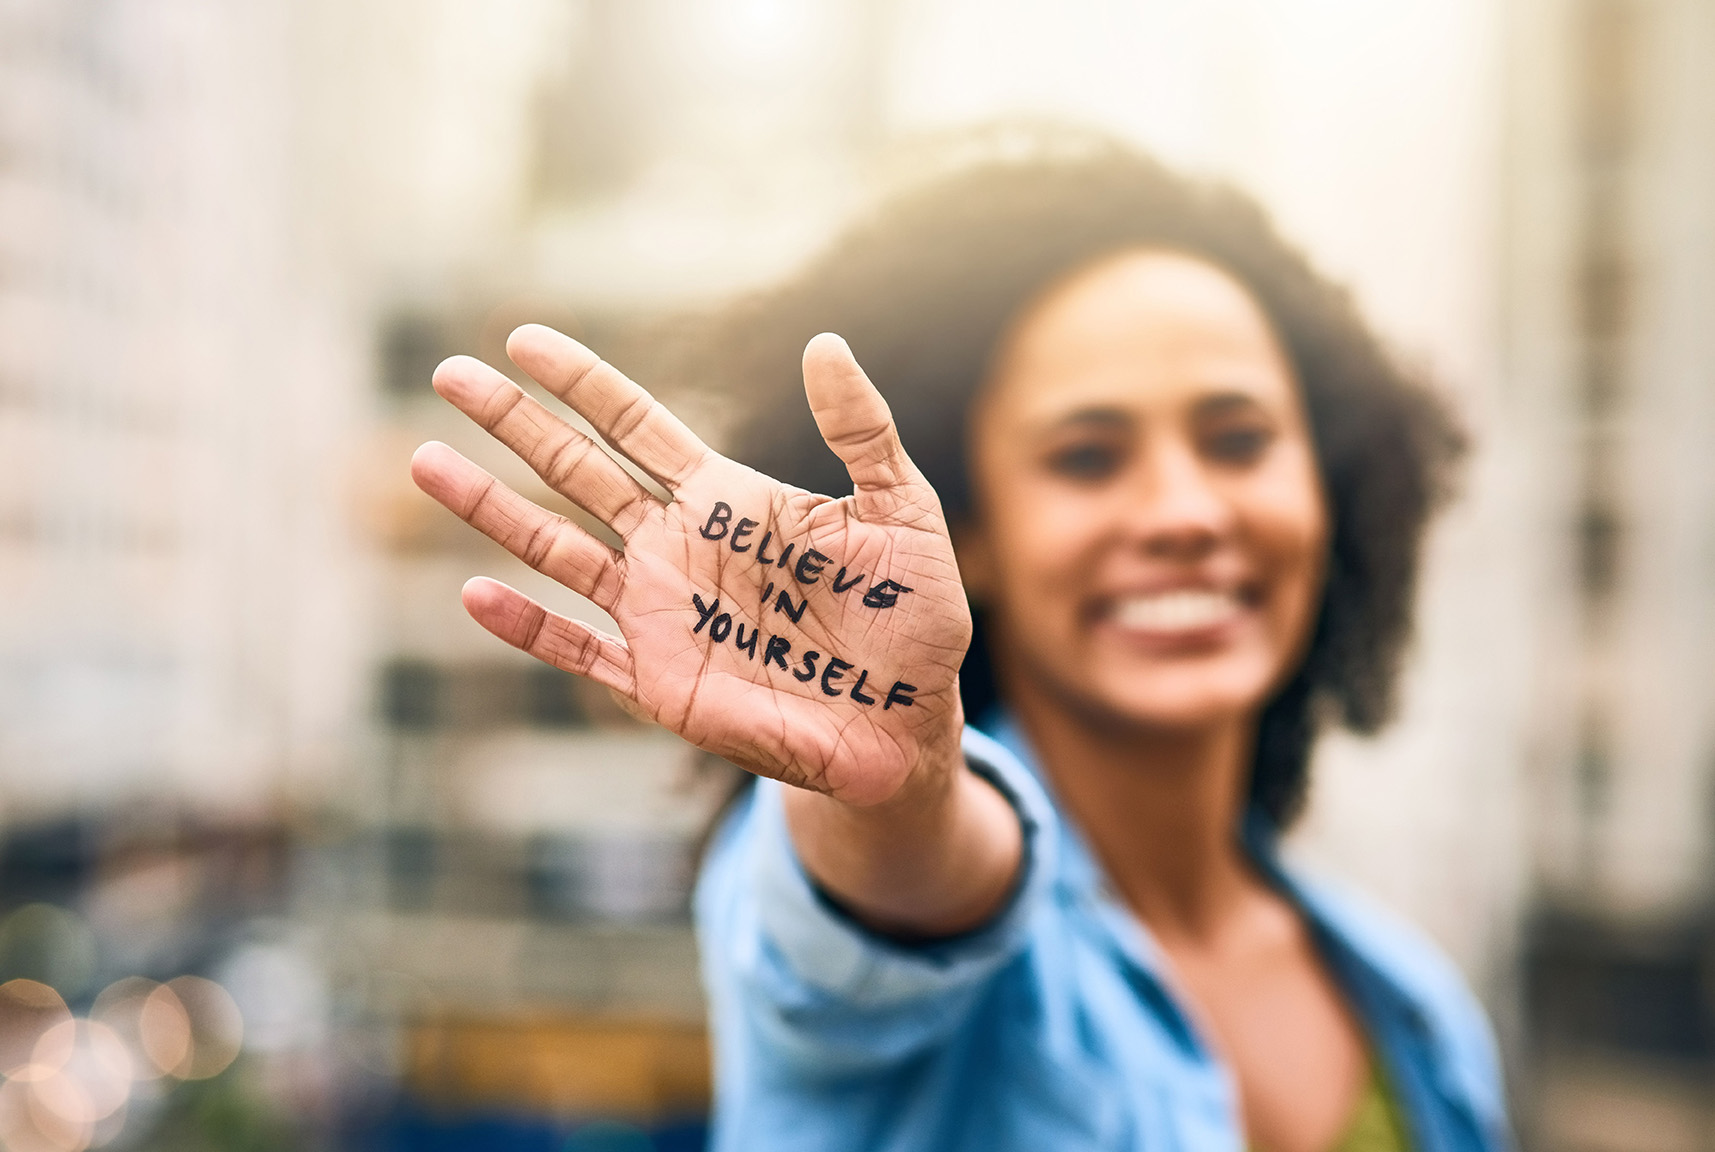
[1295,872,1475,1014]
[1287,867,1508,1127]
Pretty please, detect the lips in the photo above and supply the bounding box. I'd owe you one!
[1109,588,1243,634]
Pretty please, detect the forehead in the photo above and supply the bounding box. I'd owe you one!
[983,249,1298,424]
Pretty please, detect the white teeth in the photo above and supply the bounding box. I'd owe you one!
[1111,590,1239,632]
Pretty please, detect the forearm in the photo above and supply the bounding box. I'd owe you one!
[783,734,1025,939]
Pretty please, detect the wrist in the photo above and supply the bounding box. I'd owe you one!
[783,714,1024,939]
[869,684,968,810]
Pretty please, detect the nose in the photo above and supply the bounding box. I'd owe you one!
[1121,440,1232,560]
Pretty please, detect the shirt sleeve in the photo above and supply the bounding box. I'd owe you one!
[694,726,1059,1077]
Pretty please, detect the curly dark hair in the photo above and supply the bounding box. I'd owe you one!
[661,127,1464,827]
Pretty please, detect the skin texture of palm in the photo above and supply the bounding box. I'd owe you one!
[410,324,971,807]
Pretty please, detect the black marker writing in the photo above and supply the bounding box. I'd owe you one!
[794,549,830,586]
[791,651,820,682]
[773,588,807,624]
[863,579,914,609]
[820,657,852,697]
[692,593,720,633]
[702,502,916,611]
[849,668,876,705]
[689,594,911,712]
[733,622,759,658]
[700,503,732,540]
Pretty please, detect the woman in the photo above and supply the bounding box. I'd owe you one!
[410,132,1509,1151]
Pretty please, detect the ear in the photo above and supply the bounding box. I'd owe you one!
[950,520,997,604]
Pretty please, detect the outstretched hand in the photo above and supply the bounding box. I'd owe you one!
[411,325,972,806]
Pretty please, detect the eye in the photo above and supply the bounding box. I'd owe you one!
[1202,422,1273,464]
[1045,440,1124,481]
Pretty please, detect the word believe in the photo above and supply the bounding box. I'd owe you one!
[692,593,917,711]
[698,502,912,615]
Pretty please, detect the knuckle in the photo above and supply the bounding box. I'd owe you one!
[541,625,592,673]
[559,352,602,397]
[591,562,624,605]
[517,518,559,569]
[837,419,898,460]
[477,383,527,430]
[611,502,646,538]
[517,602,549,653]
[608,391,653,443]
[461,475,501,521]
[541,433,591,490]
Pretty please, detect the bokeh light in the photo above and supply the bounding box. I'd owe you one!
[0,983,70,1081]
[158,978,242,1081]
[89,978,186,1082]
[135,988,192,1080]
[217,941,327,1055]
[0,1075,91,1152]
[0,974,248,1149]
[27,1020,131,1121]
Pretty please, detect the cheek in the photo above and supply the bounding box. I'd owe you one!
[1248,468,1330,623]
[980,477,1103,601]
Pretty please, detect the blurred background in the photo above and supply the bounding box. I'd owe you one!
[0,0,1712,1148]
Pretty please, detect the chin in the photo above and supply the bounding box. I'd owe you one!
[1099,693,1256,733]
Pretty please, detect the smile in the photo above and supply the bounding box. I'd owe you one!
[1110,589,1243,634]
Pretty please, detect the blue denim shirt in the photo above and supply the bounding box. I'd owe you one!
[694,720,1511,1152]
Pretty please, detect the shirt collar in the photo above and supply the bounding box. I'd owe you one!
[976,708,1442,1051]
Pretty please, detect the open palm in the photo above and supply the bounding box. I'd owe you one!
[411,325,971,806]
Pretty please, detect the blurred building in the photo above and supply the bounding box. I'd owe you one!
[0,0,365,816]
[1504,0,1715,1146]
[0,3,365,1146]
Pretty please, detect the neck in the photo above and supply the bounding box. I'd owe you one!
[1006,685,1259,947]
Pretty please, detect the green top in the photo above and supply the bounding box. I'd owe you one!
[1251,1062,1410,1152]
[1329,1061,1411,1152]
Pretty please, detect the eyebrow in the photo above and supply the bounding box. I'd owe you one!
[1044,391,1270,432]
[1047,406,1131,431]
[1192,391,1270,418]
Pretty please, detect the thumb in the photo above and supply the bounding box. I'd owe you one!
[802,333,922,506]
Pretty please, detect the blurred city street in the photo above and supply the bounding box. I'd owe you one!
[1,0,1714,1148]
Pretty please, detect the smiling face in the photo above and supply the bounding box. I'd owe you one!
[962,250,1329,732]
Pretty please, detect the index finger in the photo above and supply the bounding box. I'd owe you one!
[507,324,711,492]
